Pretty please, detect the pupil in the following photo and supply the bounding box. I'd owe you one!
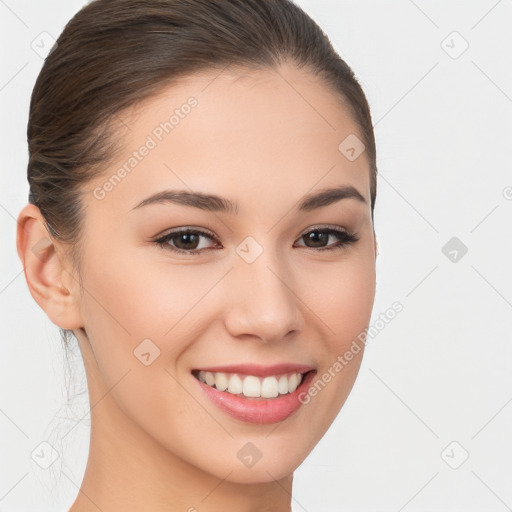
[177,233,198,249]
[306,231,328,247]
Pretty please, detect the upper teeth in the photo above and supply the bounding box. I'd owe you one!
[197,370,304,398]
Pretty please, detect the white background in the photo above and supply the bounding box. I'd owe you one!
[1,1,511,511]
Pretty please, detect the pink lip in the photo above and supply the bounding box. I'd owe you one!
[193,368,317,424]
[191,363,315,378]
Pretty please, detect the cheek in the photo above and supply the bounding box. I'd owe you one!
[303,250,376,351]
[80,241,216,346]
[77,246,202,436]
[77,242,226,421]
[332,263,375,347]
[300,248,375,407]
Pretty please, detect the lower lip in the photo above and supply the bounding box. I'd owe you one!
[194,371,317,424]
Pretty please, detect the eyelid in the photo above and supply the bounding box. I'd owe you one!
[154,225,217,239]
[300,223,350,235]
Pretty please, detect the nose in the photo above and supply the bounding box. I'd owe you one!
[223,249,305,344]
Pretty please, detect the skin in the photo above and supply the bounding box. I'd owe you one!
[17,62,377,512]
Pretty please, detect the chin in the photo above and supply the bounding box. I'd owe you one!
[199,434,315,485]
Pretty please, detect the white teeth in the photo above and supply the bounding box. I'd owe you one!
[278,375,289,395]
[261,376,279,398]
[227,374,243,394]
[204,371,215,386]
[214,372,228,391]
[288,373,299,392]
[196,370,305,398]
[242,376,261,397]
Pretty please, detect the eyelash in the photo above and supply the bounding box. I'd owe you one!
[153,225,359,256]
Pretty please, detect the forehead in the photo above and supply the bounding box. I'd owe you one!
[88,63,371,215]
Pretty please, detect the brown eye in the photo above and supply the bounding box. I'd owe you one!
[172,232,201,250]
[154,229,219,255]
[302,230,330,248]
[295,227,359,251]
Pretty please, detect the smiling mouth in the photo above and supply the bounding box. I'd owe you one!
[191,369,315,399]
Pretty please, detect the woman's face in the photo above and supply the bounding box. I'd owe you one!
[72,62,376,483]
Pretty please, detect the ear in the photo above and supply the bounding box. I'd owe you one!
[16,203,84,330]
[374,230,379,260]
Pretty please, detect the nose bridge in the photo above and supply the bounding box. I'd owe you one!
[224,241,304,342]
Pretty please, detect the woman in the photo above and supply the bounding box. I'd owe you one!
[16,0,378,510]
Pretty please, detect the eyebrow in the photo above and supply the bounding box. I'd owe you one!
[130,185,366,215]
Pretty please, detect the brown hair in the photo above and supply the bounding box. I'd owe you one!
[27,0,377,348]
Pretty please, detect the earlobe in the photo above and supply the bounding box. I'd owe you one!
[16,203,84,330]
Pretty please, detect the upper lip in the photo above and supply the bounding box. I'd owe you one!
[191,363,315,377]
